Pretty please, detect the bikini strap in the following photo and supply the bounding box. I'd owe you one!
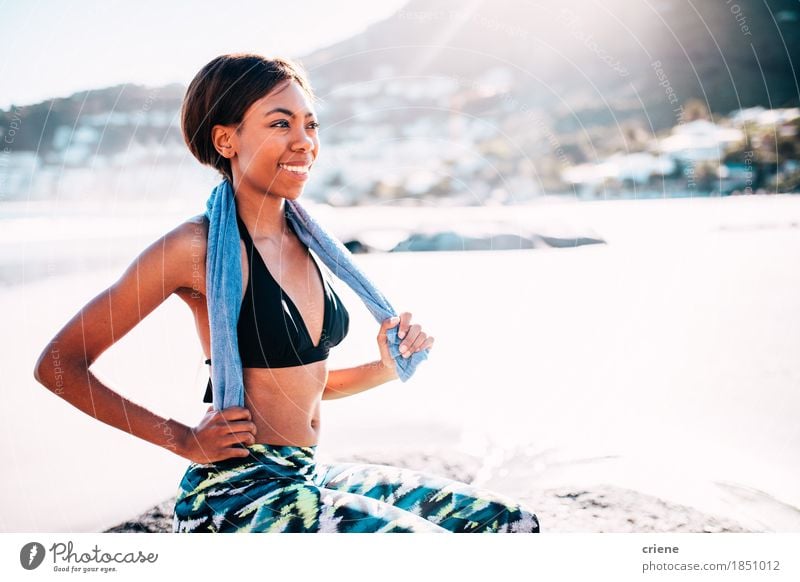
[235,213,253,246]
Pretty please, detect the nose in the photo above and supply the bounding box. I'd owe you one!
[291,126,315,152]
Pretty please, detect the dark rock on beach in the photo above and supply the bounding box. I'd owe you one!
[104,447,752,533]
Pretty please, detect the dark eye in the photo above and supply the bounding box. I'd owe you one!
[271,120,321,129]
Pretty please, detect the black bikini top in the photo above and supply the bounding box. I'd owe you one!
[202,210,350,403]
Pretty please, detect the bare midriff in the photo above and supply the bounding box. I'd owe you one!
[240,361,328,446]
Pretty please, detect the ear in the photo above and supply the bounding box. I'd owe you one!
[211,124,237,158]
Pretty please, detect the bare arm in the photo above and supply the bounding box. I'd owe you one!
[32,218,253,462]
[321,313,434,400]
[40,357,190,455]
[321,359,397,400]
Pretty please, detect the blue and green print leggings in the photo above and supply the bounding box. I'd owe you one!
[172,443,540,533]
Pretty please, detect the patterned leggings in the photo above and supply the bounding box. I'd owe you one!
[173,443,540,533]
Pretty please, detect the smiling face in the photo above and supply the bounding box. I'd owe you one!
[216,79,320,200]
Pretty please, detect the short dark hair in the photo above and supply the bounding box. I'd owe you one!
[181,53,316,183]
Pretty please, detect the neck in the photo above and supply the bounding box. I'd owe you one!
[233,181,291,241]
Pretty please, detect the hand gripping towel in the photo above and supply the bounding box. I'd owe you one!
[204,178,429,410]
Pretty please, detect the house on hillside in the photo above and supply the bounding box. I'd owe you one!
[656,119,744,163]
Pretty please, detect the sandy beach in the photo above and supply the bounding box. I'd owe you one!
[3,194,800,533]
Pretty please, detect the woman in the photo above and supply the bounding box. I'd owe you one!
[33,53,540,533]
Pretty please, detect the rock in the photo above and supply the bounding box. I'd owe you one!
[104,498,176,533]
[103,449,752,533]
[514,485,751,533]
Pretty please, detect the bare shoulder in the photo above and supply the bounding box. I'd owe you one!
[175,213,209,254]
[120,213,208,295]
[168,214,208,291]
[176,213,208,242]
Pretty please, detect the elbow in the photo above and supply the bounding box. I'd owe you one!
[32,343,69,392]
[32,351,52,389]
[33,346,46,384]
[32,360,41,385]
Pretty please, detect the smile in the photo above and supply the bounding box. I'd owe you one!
[278,163,310,174]
[278,163,310,181]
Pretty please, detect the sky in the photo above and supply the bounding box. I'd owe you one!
[0,0,408,110]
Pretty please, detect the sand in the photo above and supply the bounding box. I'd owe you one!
[4,194,800,533]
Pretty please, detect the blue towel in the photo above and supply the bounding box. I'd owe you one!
[204,178,429,410]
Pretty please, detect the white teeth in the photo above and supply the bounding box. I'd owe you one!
[279,163,309,173]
